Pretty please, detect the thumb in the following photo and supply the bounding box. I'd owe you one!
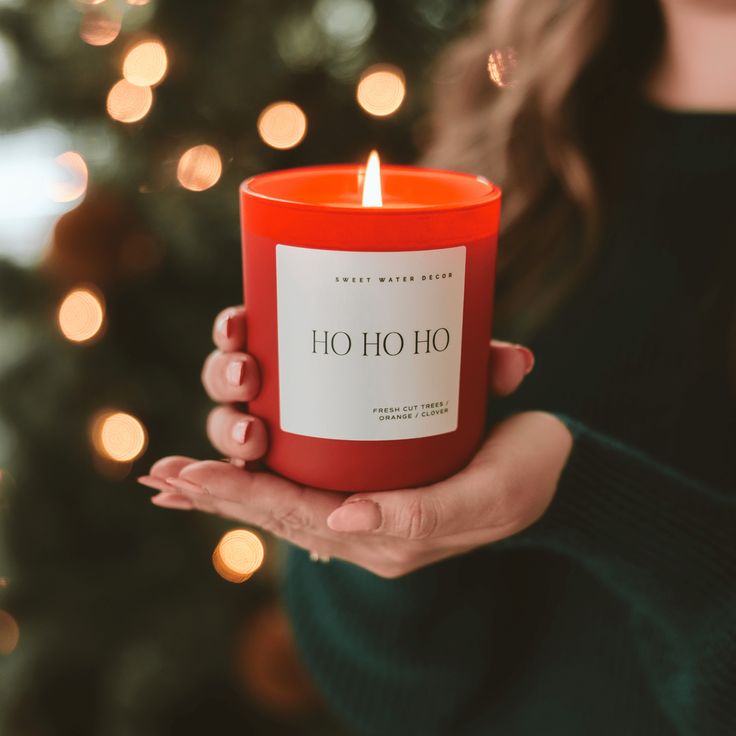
[326,477,486,540]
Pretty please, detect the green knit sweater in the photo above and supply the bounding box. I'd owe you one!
[282,102,736,736]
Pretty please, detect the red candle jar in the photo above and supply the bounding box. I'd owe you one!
[240,161,500,492]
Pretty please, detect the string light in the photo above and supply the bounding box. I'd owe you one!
[213,529,265,583]
[122,39,168,87]
[57,287,105,344]
[79,11,121,46]
[0,610,19,656]
[487,48,517,88]
[356,64,406,117]
[49,151,88,203]
[257,102,307,150]
[91,411,148,462]
[106,79,153,123]
[176,144,222,191]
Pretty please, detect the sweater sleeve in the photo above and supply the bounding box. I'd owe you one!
[501,416,736,735]
[281,417,736,736]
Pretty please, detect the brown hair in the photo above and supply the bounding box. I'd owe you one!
[421,0,664,336]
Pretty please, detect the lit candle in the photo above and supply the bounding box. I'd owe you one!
[240,153,501,492]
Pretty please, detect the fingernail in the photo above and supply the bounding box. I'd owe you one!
[327,499,382,532]
[217,314,233,339]
[137,475,174,492]
[151,492,194,510]
[165,477,202,494]
[232,419,252,444]
[226,360,246,387]
[515,346,535,375]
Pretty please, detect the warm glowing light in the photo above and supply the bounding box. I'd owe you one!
[57,287,105,343]
[0,578,8,589]
[122,39,168,87]
[92,411,148,462]
[49,151,88,203]
[106,79,153,123]
[488,48,517,88]
[213,529,265,583]
[176,144,222,191]
[79,11,121,46]
[257,102,307,150]
[356,64,406,117]
[127,0,151,5]
[0,610,19,656]
[361,150,382,207]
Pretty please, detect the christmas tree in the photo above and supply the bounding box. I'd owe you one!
[0,0,483,732]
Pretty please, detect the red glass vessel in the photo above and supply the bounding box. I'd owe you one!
[240,163,501,492]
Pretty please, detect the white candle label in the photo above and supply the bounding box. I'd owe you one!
[275,244,466,441]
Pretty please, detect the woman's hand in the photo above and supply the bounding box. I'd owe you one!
[138,306,572,578]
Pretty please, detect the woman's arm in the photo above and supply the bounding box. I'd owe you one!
[502,417,736,735]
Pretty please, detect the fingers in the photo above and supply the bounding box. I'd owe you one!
[170,460,344,534]
[151,492,194,510]
[202,350,261,403]
[207,406,268,460]
[150,455,198,478]
[488,340,534,397]
[138,456,198,493]
[213,306,247,352]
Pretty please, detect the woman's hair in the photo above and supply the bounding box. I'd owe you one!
[421,0,664,335]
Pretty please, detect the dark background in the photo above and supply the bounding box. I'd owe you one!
[0,0,486,733]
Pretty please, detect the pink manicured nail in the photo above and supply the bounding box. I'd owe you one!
[226,360,246,387]
[327,499,382,532]
[515,346,535,375]
[151,492,194,510]
[232,419,252,444]
[217,314,233,339]
[165,477,202,494]
[137,475,174,492]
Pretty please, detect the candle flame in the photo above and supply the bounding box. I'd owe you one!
[361,150,383,207]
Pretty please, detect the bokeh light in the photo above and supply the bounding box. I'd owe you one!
[57,287,105,343]
[176,144,222,191]
[49,151,88,203]
[313,0,376,48]
[0,467,13,514]
[0,610,19,656]
[488,48,517,88]
[0,32,18,86]
[91,411,148,463]
[127,0,151,5]
[106,79,153,123]
[356,64,406,117]
[122,39,168,87]
[257,102,307,150]
[213,529,265,583]
[79,11,121,46]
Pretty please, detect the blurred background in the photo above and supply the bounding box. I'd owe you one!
[0,0,493,732]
